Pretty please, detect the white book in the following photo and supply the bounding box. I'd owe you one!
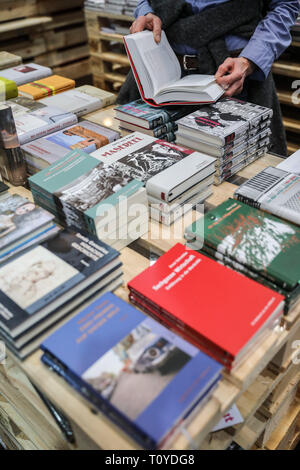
[14,106,78,145]
[124,31,224,106]
[0,63,52,86]
[40,85,115,117]
[146,153,216,202]
[277,149,300,175]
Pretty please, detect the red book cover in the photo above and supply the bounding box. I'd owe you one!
[128,244,284,364]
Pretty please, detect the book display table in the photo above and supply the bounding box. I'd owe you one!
[0,143,299,450]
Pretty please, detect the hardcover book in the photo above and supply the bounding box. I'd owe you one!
[18,75,75,101]
[0,229,121,337]
[128,244,284,368]
[277,149,300,175]
[185,198,300,292]
[234,167,300,225]
[124,31,224,106]
[0,63,52,86]
[14,106,78,145]
[41,292,223,449]
[22,121,120,170]
[115,99,198,130]
[8,96,46,117]
[0,77,18,100]
[76,85,116,108]
[0,52,22,71]
[176,98,273,146]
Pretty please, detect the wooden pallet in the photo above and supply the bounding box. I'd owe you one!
[0,1,90,82]
[84,9,133,92]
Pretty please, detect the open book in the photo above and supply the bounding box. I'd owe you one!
[124,31,224,107]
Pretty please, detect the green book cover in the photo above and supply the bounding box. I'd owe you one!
[186,198,300,291]
[0,77,18,100]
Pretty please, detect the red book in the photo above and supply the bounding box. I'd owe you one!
[128,244,284,369]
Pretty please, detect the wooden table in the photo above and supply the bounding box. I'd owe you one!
[2,152,300,451]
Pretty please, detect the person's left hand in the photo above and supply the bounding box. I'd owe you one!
[215,57,256,97]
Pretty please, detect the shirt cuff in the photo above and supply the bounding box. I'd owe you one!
[135,4,154,18]
[239,39,274,81]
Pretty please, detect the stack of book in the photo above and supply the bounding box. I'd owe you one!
[28,149,149,250]
[0,52,22,70]
[184,198,300,314]
[115,99,198,142]
[128,243,284,369]
[0,193,58,263]
[176,98,273,185]
[22,121,120,174]
[41,292,223,449]
[91,132,216,226]
[18,75,75,101]
[0,229,123,359]
[39,85,116,118]
[0,63,52,86]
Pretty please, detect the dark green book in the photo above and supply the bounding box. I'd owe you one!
[185,198,300,292]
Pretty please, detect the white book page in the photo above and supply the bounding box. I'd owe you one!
[129,31,181,97]
[164,74,216,90]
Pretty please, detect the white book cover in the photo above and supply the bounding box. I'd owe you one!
[14,106,78,145]
[0,63,52,86]
[40,89,102,117]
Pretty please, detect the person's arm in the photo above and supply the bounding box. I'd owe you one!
[131,0,162,43]
[240,0,300,80]
[134,0,153,18]
[216,0,300,96]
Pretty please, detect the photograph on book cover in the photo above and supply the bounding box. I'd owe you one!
[112,141,190,181]
[47,125,109,153]
[55,164,133,212]
[0,246,78,310]
[82,319,191,421]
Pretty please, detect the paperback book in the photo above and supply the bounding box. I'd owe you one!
[23,121,120,171]
[18,75,75,101]
[0,52,22,70]
[0,77,18,100]
[41,292,223,449]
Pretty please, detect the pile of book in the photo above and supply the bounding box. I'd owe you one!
[0,62,52,100]
[87,131,216,226]
[176,98,273,185]
[115,99,197,142]
[0,193,58,263]
[184,198,300,314]
[0,229,123,359]
[28,148,149,250]
[84,0,137,15]
[40,292,223,449]
[128,243,284,369]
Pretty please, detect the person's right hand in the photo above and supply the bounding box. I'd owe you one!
[130,13,162,44]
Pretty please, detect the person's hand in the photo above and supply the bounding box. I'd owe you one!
[130,13,162,44]
[215,57,256,97]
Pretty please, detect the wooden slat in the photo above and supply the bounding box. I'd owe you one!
[0,16,52,34]
[272,60,300,78]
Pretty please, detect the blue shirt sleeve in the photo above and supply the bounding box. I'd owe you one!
[240,0,300,81]
[135,0,154,18]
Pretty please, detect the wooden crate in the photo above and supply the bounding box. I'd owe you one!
[84,9,133,92]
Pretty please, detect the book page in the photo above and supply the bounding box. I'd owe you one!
[131,31,181,97]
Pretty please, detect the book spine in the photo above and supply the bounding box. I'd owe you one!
[152,122,177,138]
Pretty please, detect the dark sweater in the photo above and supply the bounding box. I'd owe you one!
[117,0,286,155]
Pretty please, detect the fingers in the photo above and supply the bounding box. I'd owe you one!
[152,17,162,43]
[215,58,235,80]
[224,80,244,97]
[220,70,244,89]
[130,16,147,34]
